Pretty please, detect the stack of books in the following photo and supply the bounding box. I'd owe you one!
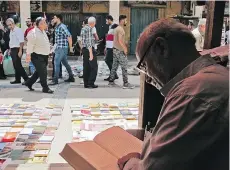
[70,102,139,142]
[0,103,62,168]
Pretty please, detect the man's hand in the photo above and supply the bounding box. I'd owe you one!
[124,48,128,56]
[18,50,23,58]
[26,54,31,63]
[89,53,93,61]
[69,46,74,53]
[118,152,141,170]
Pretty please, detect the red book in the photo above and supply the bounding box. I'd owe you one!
[1,132,17,142]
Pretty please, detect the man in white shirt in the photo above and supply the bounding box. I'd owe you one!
[192,18,206,52]
[6,18,28,84]
[25,17,53,94]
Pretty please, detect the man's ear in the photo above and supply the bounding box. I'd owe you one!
[152,37,169,59]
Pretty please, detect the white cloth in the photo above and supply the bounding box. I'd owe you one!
[9,27,24,48]
[92,27,97,49]
[192,28,204,52]
[26,27,50,55]
[225,30,229,44]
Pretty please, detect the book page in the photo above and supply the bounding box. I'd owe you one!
[93,126,142,159]
[60,141,119,170]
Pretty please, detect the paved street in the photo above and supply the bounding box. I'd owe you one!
[0,57,140,170]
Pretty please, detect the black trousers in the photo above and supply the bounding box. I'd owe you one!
[10,48,28,82]
[105,48,117,77]
[0,64,5,78]
[26,53,49,89]
[105,48,113,71]
[52,53,62,78]
[82,48,98,86]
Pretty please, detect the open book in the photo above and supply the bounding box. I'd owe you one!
[60,126,143,170]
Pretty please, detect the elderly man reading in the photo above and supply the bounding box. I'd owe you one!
[118,19,229,170]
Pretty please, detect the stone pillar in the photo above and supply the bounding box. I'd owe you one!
[19,0,30,32]
[109,0,120,24]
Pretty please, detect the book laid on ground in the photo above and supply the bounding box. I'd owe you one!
[60,126,142,170]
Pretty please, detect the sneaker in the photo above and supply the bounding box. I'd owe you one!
[80,80,84,84]
[64,77,75,82]
[123,83,135,89]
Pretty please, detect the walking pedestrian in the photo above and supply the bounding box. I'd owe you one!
[6,18,28,84]
[50,19,62,80]
[81,17,98,88]
[108,15,134,89]
[24,18,36,75]
[49,14,74,85]
[104,15,118,81]
[25,17,53,94]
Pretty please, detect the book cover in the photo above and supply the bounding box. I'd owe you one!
[32,127,46,134]
[39,136,54,143]
[10,128,23,133]
[27,134,42,143]
[9,149,23,160]
[24,143,36,151]
[35,143,51,150]
[34,150,50,157]
[1,132,18,142]
[20,151,35,160]
[44,129,55,136]
[31,156,47,163]
[20,128,33,135]
[16,135,29,142]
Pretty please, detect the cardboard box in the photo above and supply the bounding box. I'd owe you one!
[60,126,142,170]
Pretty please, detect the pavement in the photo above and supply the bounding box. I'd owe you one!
[0,56,140,170]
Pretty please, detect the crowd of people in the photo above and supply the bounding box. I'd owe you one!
[0,13,135,93]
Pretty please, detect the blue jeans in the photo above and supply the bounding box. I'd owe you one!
[54,48,73,83]
[29,62,36,75]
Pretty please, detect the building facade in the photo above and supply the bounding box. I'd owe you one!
[0,0,182,54]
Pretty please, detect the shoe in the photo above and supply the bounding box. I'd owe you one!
[48,77,53,81]
[25,83,34,91]
[115,75,119,79]
[104,77,110,81]
[123,83,135,89]
[80,80,84,84]
[78,75,83,78]
[84,85,89,88]
[10,81,21,84]
[0,76,6,80]
[49,81,58,86]
[42,88,54,94]
[64,77,75,82]
[37,80,41,83]
[87,84,98,89]
[59,76,63,79]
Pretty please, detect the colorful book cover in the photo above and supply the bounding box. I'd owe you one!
[44,129,55,136]
[12,123,25,128]
[81,109,91,115]
[16,135,29,142]
[1,132,17,142]
[0,144,12,159]
[31,156,47,163]
[24,143,36,151]
[27,134,42,143]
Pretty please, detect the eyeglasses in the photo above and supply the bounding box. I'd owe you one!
[136,39,163,89]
